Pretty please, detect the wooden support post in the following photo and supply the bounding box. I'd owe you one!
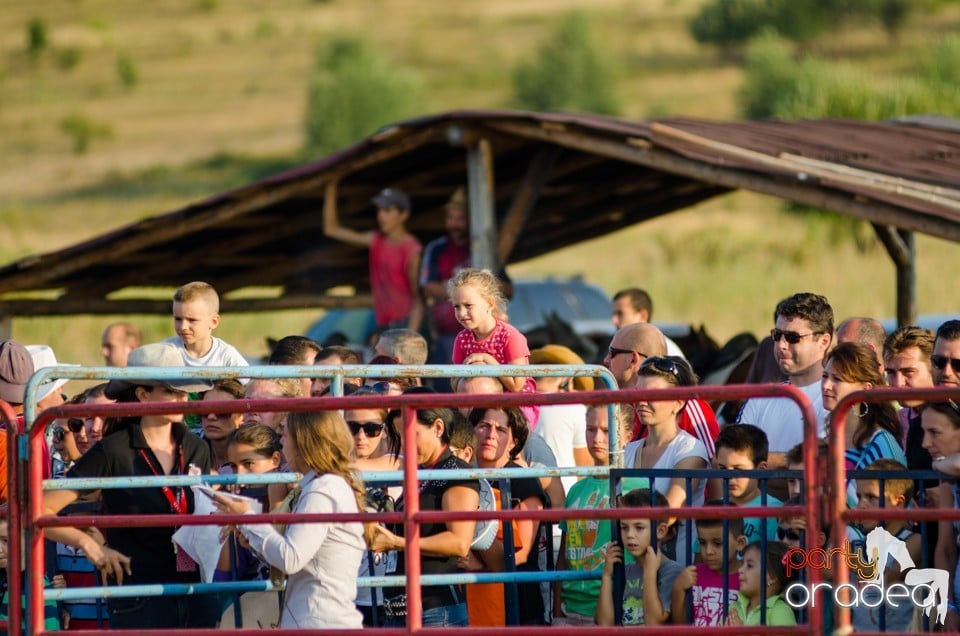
[467,137,497,271]
[497,146,560,264]
[873,224,916,327]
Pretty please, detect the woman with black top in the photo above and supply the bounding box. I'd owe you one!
[40,343,221,629]
[370,400,479,627]
[463,406,546,626]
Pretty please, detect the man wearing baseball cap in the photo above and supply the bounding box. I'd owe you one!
[323,175,424,332]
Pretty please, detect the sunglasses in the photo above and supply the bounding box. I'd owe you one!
[608,346,646,359]
[931,354,960,374]
[355,382,399,396]
[206,412,236,420]
[640,356,680,377]
[66,418,85,433]
[770,328,818,344]
[777,526,802,542]
[347,420,386,437]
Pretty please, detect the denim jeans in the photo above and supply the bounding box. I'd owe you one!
[108,594,221,628]
[384,602,468,628]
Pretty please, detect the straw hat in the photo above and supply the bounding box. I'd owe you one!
[528,345,594,391]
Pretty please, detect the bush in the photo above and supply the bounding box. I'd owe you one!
[738,33,801,119]
[512,11,620,115]
[921,36,960,86]
[740,33,960,121]
[116,53,138,89]
[60,114,113,154]
[690,0,928,49]
[27,18,47,58]
[689,0,773,49]
[303,36,419,158]
[56,47,83,71]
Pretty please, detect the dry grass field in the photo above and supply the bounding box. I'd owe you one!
[1,0,957,363]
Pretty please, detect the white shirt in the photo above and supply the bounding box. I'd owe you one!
[240,471,366,629]
[623,431,707,566]
[163,336,249,368]
[737,381,828,453]
[533,403,587,494]
[665,335,686,359]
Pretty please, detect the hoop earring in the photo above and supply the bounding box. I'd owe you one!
[858,403,869,418]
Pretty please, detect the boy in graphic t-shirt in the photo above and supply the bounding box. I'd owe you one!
[672,501,745,625]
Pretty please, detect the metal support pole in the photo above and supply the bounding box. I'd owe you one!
[872,223,916,327]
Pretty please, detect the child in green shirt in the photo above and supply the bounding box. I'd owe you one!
[727,541,796,628]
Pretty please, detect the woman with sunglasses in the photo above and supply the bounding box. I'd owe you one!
[821,342,905,491]
[624,356,709,567]
[51,399,86,478]
[461,406,546,626]
[370,394,479,627]
[201,379,245,472]
[346,402,401,627]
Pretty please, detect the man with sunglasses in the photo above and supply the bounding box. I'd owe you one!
[737,293,833,467]
[605,324,719,457]
[603,323,668,390]
[933,319,960,390]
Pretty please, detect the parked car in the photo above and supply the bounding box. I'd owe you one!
[880,314,958,334]
[303,277,692,363]
[305,277,611,348]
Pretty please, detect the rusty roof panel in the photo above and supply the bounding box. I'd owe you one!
[0,110,958,314]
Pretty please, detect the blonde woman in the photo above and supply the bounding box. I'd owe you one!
[213,410,372,629]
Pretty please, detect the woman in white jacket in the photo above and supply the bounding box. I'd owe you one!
[214,411,372,629]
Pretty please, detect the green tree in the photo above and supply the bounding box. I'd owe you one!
[303,36,419,158]
[512,11,620,115]
[27,18,47,58]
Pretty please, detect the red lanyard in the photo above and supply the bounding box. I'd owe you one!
[139,445,187,515]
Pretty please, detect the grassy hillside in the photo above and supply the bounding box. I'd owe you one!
[1,0,957,364]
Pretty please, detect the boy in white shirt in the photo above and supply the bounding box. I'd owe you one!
[164,281,248,368]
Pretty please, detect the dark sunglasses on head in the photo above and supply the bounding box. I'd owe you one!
[777,526,802,542]
[770,328,818,345]
[931,354,960,374]
[347,420,386,437]
[66,418,85,433]
[640,356,680,377]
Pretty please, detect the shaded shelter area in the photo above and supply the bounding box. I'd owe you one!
[0,110,958,333]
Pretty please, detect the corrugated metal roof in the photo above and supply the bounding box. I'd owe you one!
[0,110,958,314]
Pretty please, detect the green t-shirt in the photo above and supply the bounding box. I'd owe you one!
[560,476,647,617]
[729,593,796,626]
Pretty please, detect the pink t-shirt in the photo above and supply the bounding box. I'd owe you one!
[452,320,529,365]
[452,320,538,426]
[370,233,422,327]
[690,562,739,626]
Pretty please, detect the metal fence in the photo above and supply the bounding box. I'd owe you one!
[7,364,959,635]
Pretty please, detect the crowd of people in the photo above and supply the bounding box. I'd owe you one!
[0,186,956,632]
